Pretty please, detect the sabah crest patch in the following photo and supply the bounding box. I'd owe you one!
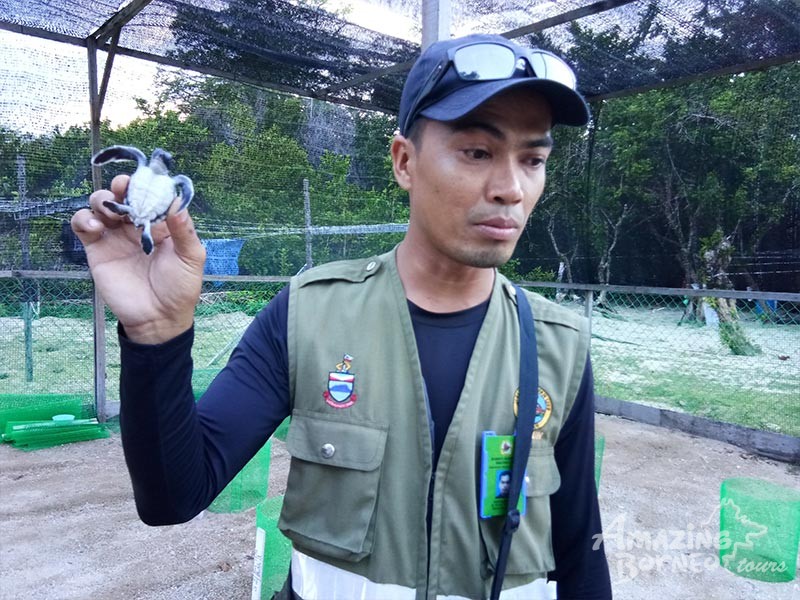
[513,387,553,432]
[323,354,358,409]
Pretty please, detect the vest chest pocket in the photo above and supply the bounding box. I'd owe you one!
[479,445,561,578]
[278,410,388,562]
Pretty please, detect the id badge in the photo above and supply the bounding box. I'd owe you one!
[479,431,527,519]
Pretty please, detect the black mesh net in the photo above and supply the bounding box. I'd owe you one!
[2,1,799,110]
[1,0,798,280]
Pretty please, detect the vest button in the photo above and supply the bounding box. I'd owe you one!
[321,443,335,458]
[366,261,377,271]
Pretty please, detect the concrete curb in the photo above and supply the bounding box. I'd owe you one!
[596,395,800,464]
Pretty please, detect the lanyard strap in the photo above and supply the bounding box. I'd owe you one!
[490,285,539,600]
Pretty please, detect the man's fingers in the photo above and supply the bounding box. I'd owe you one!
[164,207,206,268]
[88,189,127,227]
[70,207,106,247]
[110,174,130,201]
[87,175,130,224]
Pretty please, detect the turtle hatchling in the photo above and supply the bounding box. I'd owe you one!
[91,145,194,255]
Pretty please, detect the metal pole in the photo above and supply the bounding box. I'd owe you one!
[584,290,594,351]
[303,178,313,269]
[421,0,451,50]
[87,39,107,421]
[17,155,34,382]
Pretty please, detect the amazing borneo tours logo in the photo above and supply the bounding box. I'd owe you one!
[592,499,790,583]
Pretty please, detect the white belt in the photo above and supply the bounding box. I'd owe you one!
[291,550,557,600]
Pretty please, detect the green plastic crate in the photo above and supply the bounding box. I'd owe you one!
[0,394,92,431]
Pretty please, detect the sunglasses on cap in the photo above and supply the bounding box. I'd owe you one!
[401,40,579,135]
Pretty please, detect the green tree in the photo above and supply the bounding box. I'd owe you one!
[200,125,311,225]
[308,150,408,264]
[103,111,212,192]
[145,74,307,144]
[350,111,397,191]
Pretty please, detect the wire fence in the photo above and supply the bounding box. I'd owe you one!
[1,272,798,440]
[522,282,800,439]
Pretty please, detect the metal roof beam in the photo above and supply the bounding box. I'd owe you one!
[323,0,639,99]
[97,28,122,115]
[90,0,153,43]
[320,60,413,96]
[98,44,394,115]
[0,20,85,47]
[502,0,640,39]
[589,53,800,102]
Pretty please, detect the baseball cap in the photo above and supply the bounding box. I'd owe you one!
[398,33,590,135]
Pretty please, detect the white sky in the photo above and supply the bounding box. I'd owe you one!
[0,1,418,136]
[0,29,162,135]
[327,0,417,41]
[3,0,547,136]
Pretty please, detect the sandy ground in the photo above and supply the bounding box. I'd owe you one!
[1,415,798,600]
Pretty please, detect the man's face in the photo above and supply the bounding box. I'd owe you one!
[499,473,511,495]
[393,87,553,270]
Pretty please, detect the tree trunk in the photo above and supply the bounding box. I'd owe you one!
[595,204,630,306]
[546,210,579,304]
[655,172,708,325]
[703,233,761,355]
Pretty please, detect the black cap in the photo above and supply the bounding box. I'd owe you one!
[398,34,590,135]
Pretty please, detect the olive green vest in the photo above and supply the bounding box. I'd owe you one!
[278,248,590,599]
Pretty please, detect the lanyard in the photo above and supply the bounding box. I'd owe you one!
[490,285,539,600]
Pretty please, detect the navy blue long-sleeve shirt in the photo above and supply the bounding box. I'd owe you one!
[119,285,611,599]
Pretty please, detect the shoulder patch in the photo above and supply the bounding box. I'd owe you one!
[525,290,586,332]
[294,255,383,288]
[496,273,587,332]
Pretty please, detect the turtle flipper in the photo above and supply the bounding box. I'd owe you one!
[172,175,195,213]
[103,200,133,216]
[141,220,154,255]
[151,149,175,173]
[92,145,148,167]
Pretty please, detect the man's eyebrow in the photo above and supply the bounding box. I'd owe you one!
[524,135,554,149]
[448,120,554,148]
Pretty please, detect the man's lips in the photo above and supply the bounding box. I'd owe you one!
[474,217,521,241]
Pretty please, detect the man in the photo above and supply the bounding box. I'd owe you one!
[497,471,511,498]
[72,33,611,600]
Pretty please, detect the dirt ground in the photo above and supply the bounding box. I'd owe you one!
[1,414,798,600]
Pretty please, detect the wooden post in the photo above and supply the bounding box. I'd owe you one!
[87,39,107,421]
[303,178,313,270]
[88,38,103,190]
[421,0,450,50]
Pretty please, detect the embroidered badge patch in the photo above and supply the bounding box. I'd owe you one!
[513,387,553,431]
[323,354,358,409]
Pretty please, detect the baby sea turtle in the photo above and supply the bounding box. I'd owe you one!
[91,146,194,255]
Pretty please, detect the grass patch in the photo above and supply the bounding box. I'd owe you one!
[591,305,799,437]
[1,303,797,438]
[597,372,799,437]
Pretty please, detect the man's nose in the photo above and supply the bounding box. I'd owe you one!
[489,158,524,205]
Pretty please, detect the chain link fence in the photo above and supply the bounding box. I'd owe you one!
[523,283,800,439]
[2,272,798,440]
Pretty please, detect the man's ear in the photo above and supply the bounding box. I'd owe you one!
[391,135,414,192]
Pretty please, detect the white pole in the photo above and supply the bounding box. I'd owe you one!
[303,178,313,269]
[421,0,451,50]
